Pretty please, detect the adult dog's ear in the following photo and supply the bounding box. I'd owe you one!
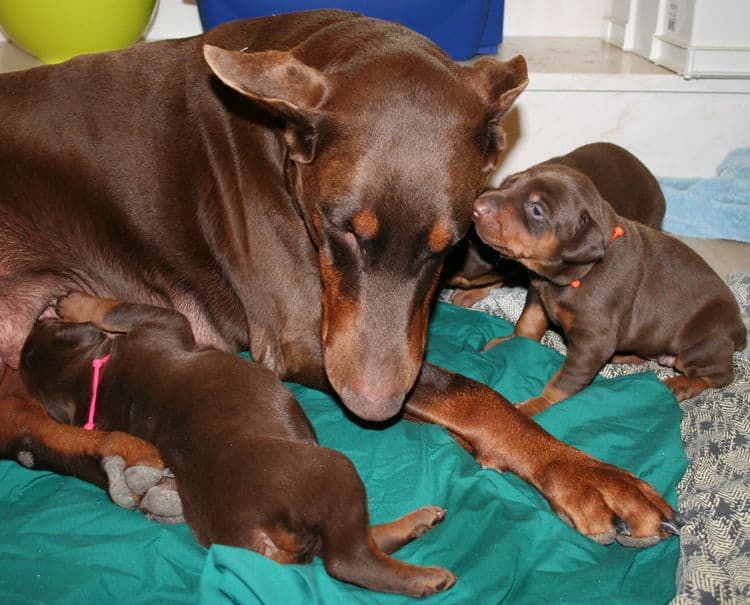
[466,55,528,170]
[469,55,529,116]
[560,210,606,264]
[204,45,329,163]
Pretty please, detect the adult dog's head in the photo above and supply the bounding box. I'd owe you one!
[473,164,612,287]
[203,15,527,421]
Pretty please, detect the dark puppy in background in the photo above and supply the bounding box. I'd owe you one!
[448,143,666,306]
[20,293,455,598]
[474,144,745,415]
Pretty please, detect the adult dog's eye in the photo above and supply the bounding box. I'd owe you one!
[342,230,359,250]
[342,230,369,258]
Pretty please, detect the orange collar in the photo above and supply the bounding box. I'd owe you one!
[569,225,625,288]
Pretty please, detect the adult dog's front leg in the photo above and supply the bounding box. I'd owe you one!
[404,363,682,547]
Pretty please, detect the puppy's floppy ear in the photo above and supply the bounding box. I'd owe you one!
[466,55,528,170]
[560,210,605,264]
[204,45,329,163]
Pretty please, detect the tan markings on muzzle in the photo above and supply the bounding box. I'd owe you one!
[427,219,453,254]
[351,208,379,241]
[408,265,443,366]
[318,253,357,344]
[478,205,559,264]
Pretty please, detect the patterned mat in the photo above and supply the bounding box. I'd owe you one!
[442,272,750,604]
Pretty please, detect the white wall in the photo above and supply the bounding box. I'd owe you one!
[503,0,610,37]
[146,0,202,40]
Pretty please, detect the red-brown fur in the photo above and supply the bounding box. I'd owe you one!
[475,145,746,414]
[20,293,454,597]
[0,12,679,547]
[447,142,666,305]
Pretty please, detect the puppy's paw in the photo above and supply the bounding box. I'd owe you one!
[99,431,182,521]
[409,567,457,598]
[450,286,495,308]
[102,455,139,509]
[404,505,447,539]
[664,375,712,402]
[515,395,554,416]
[55,291,98,322]
[541,456,682,547]
[140,471,184,523]
[102,456,184,523]
[482,335,513,352]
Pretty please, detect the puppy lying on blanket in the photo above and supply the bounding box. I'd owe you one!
[474,145,747,416]
[19,293,455,598]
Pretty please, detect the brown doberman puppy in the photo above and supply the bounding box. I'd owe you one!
[20,293,454,597]
[474,153,746,416]
[447,142,666,306]
[0,11,681,546]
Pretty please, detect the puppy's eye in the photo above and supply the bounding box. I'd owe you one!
[526,200,545,220]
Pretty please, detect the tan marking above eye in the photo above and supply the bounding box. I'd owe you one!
[428,219,453,253]
[351,208,379,240]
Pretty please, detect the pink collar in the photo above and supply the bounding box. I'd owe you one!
[84,354,111,430]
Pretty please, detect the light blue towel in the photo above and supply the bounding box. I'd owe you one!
[659,147,750,242]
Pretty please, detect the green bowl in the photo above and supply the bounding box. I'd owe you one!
[0,0,158,64]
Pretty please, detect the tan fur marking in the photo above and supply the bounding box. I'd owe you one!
[427,219,452,254]
[351,209,379,240]
[551,305,576,333]
[318,253,357,345]
[476,205,559,266]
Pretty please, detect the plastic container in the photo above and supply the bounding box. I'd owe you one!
[0,0,158,64]
[196,0,504,60]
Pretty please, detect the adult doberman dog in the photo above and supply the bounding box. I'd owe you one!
[0,10,681,546]
[21,293,456,597]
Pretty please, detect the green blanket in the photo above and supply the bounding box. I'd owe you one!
[0,303,685,604]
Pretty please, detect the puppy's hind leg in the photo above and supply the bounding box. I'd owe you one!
[314,449,456,597]
[665,334,737,402]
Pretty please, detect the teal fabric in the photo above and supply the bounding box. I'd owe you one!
[0,303,685,604]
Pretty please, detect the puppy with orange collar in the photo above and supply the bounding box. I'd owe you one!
[474,151,746,416]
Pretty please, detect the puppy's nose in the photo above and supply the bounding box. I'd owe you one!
[473,195,496,219]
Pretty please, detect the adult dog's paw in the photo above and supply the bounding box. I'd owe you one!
[540,457,683,547]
